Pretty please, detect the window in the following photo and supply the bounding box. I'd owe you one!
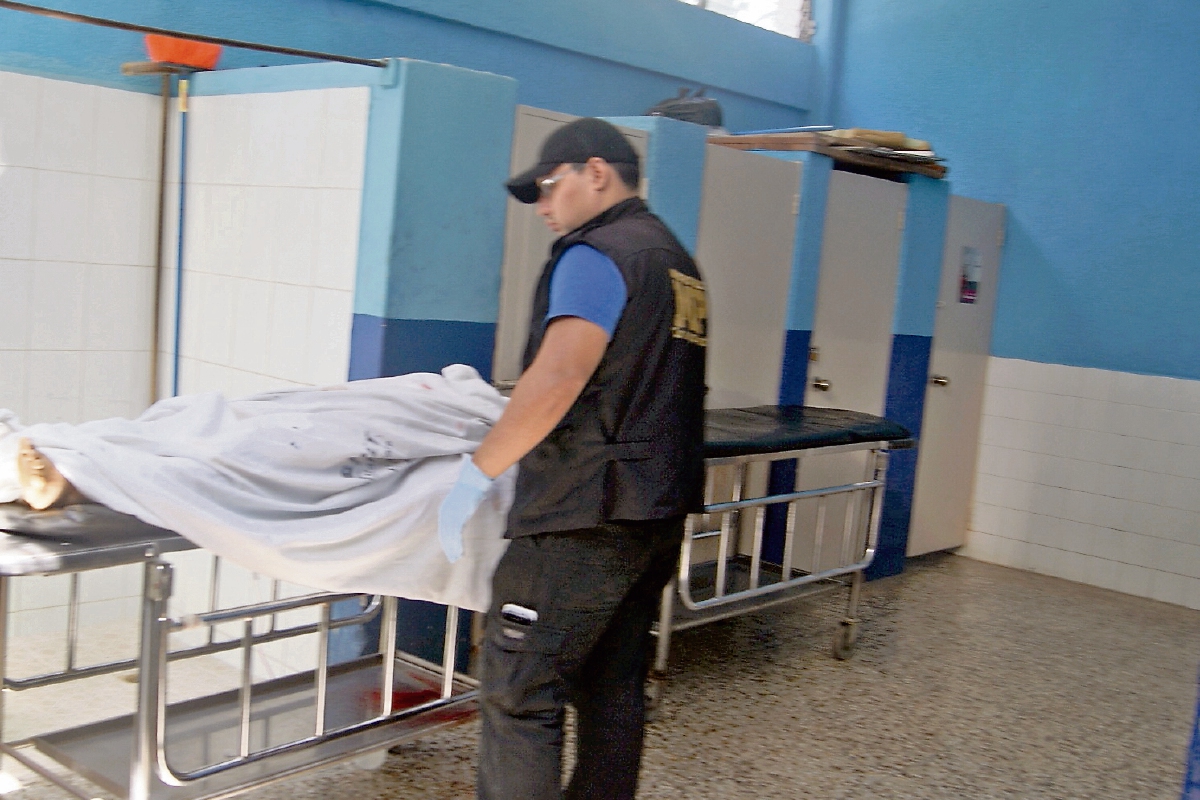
[680,0,815,41]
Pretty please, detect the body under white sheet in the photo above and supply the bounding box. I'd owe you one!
[0,365,514,612]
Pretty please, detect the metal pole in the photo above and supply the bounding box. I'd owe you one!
[441,607,459,698]
[65,573,80,672]
[129,558,171,800]
[238,620,253,757]
[0,576,8,769]
[379,597,398,716]
[171,77,189,397]
[148,72,170,404]
[314,605,330,735]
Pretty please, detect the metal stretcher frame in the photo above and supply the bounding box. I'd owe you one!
[650,406,913,696]
[0,507,475,800]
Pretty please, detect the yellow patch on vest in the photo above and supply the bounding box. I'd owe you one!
[668,269,707,347]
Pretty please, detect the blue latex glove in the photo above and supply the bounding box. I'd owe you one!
[437,455,494,563]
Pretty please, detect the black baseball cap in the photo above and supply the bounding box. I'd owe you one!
[506,117,639,204]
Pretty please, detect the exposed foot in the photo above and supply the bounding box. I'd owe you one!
[16,438,88,510]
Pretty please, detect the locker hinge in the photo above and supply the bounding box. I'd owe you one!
[792,193,800,215]
[997,217,1007,248]
[897,209,905,231]
[808,346,819,362]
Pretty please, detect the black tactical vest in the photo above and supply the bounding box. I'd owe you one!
[506,198,707,537]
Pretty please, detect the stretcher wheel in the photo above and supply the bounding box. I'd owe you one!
[832,620,858,660]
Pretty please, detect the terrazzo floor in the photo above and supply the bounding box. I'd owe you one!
[5,553,1198,799]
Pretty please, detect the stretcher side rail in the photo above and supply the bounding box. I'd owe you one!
[676,449,889,614]
[6,595,381,692]
[649,405,912,704]
[0,505,476,800]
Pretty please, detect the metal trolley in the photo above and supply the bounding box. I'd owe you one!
[651,406,913,695]
[0,505,474,800]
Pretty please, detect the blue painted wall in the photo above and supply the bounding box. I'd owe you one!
[818,0,1200,381]
[0,0,812,132]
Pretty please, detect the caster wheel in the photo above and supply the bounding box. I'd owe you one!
[832,620,859,660]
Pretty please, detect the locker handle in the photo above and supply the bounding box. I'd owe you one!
[930,375,950,387]
[812,378,831,391]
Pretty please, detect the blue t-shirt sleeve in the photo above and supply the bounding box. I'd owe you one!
[546,244,628,338]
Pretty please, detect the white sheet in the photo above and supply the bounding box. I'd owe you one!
[0,365,513,612]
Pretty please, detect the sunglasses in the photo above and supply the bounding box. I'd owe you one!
[536,164,586,198]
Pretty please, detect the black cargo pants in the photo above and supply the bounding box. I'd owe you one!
[476,517,685,800]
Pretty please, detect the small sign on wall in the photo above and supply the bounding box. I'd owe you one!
[959,246,981,304]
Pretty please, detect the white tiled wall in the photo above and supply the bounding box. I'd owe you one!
[2,77,372,680]
[0,71,159,424]
[963,357,1200,610]
[162,86,368,399]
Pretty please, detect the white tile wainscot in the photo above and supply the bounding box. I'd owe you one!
[963,357,1200,610]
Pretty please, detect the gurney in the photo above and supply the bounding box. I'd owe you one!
[649,406,912,700]
[0,503,478,800]
[0,367,511,800]
[0,402,909,800]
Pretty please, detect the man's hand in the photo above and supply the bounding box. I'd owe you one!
[437,455,494,562]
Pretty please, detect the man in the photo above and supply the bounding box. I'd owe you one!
[438,117,707,800]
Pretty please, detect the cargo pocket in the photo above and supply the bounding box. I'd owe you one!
[481,619,570,716]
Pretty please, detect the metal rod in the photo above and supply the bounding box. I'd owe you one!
[171,79,188,397]
[0,576,8,768]
[314,605,330,736]
[781,456,803,581]
[703,478,882,513]
[238,620,253,758]
[441,607,459,698]
[7,596,382,692]
[379,597,398,717]
[207,555,220,645]
[149,72,169,404]
[654,574,677,673]
[0,744,98,800]
[65,573,80,672]
[748,504,764,591]
[180,591,377,628]
[0,1,388,67]
[160,690,477,784]
[130,559,171,800]
[715,465,744,599]
[840,486,857,567]
[269,580,281,634]
[678,559,866,612]
[811,497,827,574]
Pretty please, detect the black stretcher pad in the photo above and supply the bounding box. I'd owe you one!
[704,406,912,459]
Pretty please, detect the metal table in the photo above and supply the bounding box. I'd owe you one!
[0,505,474,800]
[650,406,913,697]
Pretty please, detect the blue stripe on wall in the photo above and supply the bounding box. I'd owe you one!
[868,333,932,579]
[761,328,812,562]
[778,328,812,407]
[349,315,495,380]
